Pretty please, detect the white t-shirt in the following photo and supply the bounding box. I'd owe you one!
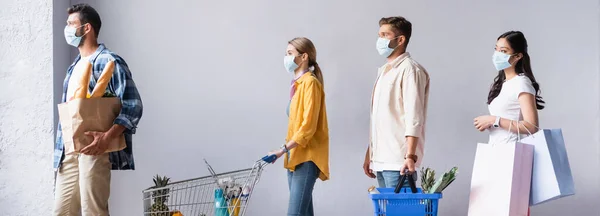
[66,55,92,101]
[487,74,536,145]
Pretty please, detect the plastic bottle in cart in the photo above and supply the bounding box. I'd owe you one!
[241,185,251,197]
[214,188,229,216]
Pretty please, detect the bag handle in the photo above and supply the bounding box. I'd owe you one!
[505,119,539,142]
[394,172,418,194]
[504,119,525,142]
[519,120,540,137]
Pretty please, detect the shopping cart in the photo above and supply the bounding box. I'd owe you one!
[369,173,443,216]
[142,157,272,216]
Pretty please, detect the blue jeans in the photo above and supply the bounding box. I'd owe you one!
[376,171,418,188]
[287,161,320,216]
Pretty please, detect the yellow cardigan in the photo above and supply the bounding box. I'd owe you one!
[285,72,330,181]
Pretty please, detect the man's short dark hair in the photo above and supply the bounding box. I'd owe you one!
[67,3,102,38]
[379,16,412,45]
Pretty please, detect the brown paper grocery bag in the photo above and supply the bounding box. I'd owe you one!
[58,60,125,155]
[58,97,126,155]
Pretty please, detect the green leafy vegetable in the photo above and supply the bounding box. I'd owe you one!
[102,92,116,97]
[420,167,436,193]
[420,166,458,193]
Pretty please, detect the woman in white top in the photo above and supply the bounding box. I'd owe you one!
[474,30,545,142]
[473,30,545,216]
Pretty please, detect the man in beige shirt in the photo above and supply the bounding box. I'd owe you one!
[363,16,430,188]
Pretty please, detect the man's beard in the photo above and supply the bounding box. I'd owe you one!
[77,27,86,47]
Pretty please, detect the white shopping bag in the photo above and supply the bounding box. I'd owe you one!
[520,128,575,205]
[468,140,534,216]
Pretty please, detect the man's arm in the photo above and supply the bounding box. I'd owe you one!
[400,67,427,174]
[363,145,375,178]
[81,57,143,155]
[111,58,143,135]
[105,124,127,140]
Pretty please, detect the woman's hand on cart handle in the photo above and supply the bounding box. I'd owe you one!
[263,149,285,163]
[262,154,278,163]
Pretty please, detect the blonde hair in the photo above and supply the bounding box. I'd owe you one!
[288,37,324,86]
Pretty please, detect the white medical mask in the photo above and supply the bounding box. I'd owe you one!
[64,24,87,47]
[492,51,514,71]
[284,55,299,73]
[376,36,400,57]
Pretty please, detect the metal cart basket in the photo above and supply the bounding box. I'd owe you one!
[142,159,269,216]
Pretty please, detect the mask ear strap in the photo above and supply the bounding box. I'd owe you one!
[394,35,403,46]
[511,53,523,63]
[80,23,90,37]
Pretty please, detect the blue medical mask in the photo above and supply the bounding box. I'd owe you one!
[284,55,299,74]
[492,51,515,71]
[64,24,87,47]
[376,36,400,57]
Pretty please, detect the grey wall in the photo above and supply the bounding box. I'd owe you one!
[0,0,55,214]
[58,0,600,215]
[53,0,71,139]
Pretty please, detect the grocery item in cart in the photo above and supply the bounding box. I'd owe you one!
[215,188,230,216]
[241,185,251,197]
[149,175,171,216]
[218,176,234,189]
[425,166,458,194]
[229,197,241,216]
[367,186,379,194]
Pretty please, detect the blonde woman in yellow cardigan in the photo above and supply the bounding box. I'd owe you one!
[263,37,329,216]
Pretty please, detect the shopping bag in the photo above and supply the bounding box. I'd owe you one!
[520,128,575,205]
[468,142,534,216]
[58,60,126,155]
[58,97,126,154]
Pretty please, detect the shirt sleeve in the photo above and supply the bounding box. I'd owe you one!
[515,76,536,99]
[401,67,427,138]
[110,58,144,134]
[291,79,323,147]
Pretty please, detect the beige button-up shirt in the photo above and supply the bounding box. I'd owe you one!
[370,52,430,171]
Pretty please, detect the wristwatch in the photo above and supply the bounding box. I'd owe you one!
[281,144,289,153]
[493,116,501,128]
[405,154,418,163]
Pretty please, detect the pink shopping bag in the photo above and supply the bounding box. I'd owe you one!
[468,141,534,216]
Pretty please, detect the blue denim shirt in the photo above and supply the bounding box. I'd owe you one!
[54,44,143,170]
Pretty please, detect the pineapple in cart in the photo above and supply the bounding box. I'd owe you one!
[149,175,171,216]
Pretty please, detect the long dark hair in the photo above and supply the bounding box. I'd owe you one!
[487,31,545,110]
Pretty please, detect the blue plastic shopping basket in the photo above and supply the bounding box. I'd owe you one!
[369,173,442,216]
[370,187,442,216]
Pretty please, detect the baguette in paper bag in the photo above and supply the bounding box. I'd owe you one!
[58,60,126,154]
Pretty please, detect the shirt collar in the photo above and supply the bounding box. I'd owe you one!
[89,43,107,63]
[381,52,411,71]
[294,71,313,84]
[72,43,107,65]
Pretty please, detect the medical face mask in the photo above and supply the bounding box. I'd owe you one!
[284,55,299,73]
[492,51,515,71]
[376,36,400,57]
[64,24,87,47]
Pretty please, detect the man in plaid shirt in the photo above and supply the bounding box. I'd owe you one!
[53,3,143,215]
